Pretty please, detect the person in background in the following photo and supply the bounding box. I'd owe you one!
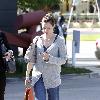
[57,12,65,27]
[0,31,13,100]
[25,13,67,100]
[89,1,96,13]
[57,12,66,36]
[62,22,67,44]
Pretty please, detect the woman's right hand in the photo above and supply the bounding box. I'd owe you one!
[25,79,31,88]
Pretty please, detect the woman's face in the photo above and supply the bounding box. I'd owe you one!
[41,22,54,35]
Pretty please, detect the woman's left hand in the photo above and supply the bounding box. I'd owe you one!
[42,52,49,61]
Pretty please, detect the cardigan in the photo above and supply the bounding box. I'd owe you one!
[24,34,67,89]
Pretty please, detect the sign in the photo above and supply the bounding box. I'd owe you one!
[73,30,80,53]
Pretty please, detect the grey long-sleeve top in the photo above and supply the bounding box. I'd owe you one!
[24,34,67,89]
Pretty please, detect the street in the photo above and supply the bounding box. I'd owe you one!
[5,75,100,100]
[60,75,100,100]
[5,78,24,100]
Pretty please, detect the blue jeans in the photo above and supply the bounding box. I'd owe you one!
[34,76,59,100]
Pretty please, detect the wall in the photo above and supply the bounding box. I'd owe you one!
[0,0,17,33]
[0,0,18,56]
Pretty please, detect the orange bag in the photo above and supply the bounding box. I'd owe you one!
[24,87,34,100]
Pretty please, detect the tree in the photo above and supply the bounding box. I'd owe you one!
[17,0,61,12]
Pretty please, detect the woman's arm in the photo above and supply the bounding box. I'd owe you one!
[1,32,11,51]
[26,62,33,79]
[0,32,14,60]
[24,36,39,63]
[47,37,67,65]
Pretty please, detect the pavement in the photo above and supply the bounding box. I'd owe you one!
[4,74,100,100]
[5,78,24,100]
[60,74,100,100]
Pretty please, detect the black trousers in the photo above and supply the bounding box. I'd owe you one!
[0,72,6,100]
[63,34,67,44]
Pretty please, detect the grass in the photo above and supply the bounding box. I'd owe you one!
[61,66,92,75]
[67,34,100,41]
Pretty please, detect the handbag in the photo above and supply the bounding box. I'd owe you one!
[0,43,16,73]
[6,57,16,73]
[24,87,34,100]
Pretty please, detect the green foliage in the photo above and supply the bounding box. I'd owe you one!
[61,66,92,75]
[17,0,60,12]
[95,50,100,60]
[67,34,100,41]
[6,58,27,77]
[80,34,100,41]
[15,58,27,75]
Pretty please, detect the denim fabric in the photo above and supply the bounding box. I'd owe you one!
[34,76,59,100]
[47,86,59,100]
[34,76,46,100]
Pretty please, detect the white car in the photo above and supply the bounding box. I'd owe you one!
[95,39,100,60]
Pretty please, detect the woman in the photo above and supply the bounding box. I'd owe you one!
[0,31,13,100]
[25,13,67,100]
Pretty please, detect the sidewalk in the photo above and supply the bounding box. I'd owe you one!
[5,74,100,100]
[5,78,24,100]
[67,28,100,34]
[60,74,100,100]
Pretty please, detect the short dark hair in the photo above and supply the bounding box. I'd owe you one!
[41,13,55,26]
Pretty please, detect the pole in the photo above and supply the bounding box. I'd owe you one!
[67,0,76,29]
[67,0,76,67]
[96,0,100,22]
[72,41,76,66]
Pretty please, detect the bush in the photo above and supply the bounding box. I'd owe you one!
[95,50,100,60]
[15,58,27,76]
[61,65,92,75]
[6,57,27,77]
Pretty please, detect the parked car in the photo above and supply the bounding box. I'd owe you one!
[95,39,100,60]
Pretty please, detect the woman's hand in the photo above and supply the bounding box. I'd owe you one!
[3,52,11,61]
[25,62,33,88]
[42,52,49,61]
[25,79,30,85]
[25,79,31,88]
